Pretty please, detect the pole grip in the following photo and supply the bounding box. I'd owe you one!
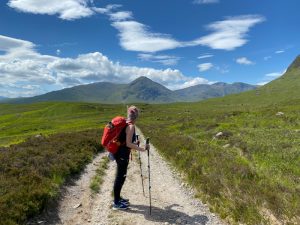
[136,135,140,147]
[146,137,150,154]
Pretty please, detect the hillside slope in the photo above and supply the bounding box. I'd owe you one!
[136,55,300,224]
[216,55,300,105]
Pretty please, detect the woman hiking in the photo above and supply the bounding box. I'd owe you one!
[112,105,149,210]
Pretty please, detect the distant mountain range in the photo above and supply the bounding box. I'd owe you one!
[2,55,300,104]
[2,77,258,104]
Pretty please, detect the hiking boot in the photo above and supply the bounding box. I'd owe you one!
[120,197,129,203]
[112,201,129,210]
[112,199,129,206]
[119,199,129,206]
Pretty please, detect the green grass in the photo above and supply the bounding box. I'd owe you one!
[0,102,125,146]
[0,102,125,225]
[138,98,300,224]
[90,156,110,194]
[0,129,103,225]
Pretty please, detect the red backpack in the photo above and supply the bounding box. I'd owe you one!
[101,116,128,154]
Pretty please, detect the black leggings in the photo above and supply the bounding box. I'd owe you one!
[113,147,130,204]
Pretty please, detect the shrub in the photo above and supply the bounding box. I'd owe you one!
[0,129,103,225]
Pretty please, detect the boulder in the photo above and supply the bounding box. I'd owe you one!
[276,112,284,116]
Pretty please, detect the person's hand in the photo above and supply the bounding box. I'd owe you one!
[136,140,140,146]
[138,146,146,152]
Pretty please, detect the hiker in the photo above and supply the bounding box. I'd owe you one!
[112,105,149,210]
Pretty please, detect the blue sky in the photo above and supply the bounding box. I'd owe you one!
[0,0,300,97]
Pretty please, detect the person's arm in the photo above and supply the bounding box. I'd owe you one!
[126,125,146,151]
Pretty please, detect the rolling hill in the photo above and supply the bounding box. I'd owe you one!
[5,76,257,104]
[216,55,300,105]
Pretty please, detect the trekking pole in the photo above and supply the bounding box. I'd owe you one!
[146,137,152,215]
[136,135,145,196]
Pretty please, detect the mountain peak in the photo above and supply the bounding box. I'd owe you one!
[287,55,300,72]
[213,82,227,86]
[130,76,152,84]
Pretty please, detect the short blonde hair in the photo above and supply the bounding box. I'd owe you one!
[127,105,139,121]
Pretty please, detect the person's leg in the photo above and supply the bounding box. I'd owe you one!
[113,156,129,204]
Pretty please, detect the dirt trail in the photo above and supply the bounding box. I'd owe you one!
[28,153,107,225]
[31,128,226,225]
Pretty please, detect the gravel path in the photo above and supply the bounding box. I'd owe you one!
[30,128,226,225]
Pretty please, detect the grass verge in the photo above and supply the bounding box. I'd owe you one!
[0,129,102,225]
[138,100,300,225]
[90,156,110,194]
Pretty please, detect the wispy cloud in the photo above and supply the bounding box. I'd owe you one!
[112,20,181,52]
[257,81,268,86]
[265,70,286,77]
[198,63,213,72]
[215,65,229,73]
[138,53,181,65]
[111,13,264,52]
[8,2,265,53]
[172,77,213,89]
[0,34,211,97]
[191,15,265,51]
[198,54,214,59]
[193,0,219,4]
[275,50,285,54]
[257,69,286,86]
[92,4,122,14]
[7,0,94,20]
[236,57,254,65]
[109,11,133,21]
[264,56,272,61]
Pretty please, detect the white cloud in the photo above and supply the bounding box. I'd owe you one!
[109,11,133,21]
[171,77,212,90]
[95,5,265,53]
[265,70,286,77]
[112,21,182,52]
[56,49,61,55]
[191,15,265,51]
[92,4,122,14]
[0,35,211,97]
[111,14,265,52]
[48,53,208,89]
[264,56,272,61]
[257,69,286,86]
[275,50,285,54]
[193,0,219,4]
[198,63,213,72]
[8,2,265,53]
[8,0,94,20]
[198,54,214,59]
[138,53,181,65]
[236,57,254,65]
[257,81,268,86]
[215,65,229,73]
[0,34,35,53]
